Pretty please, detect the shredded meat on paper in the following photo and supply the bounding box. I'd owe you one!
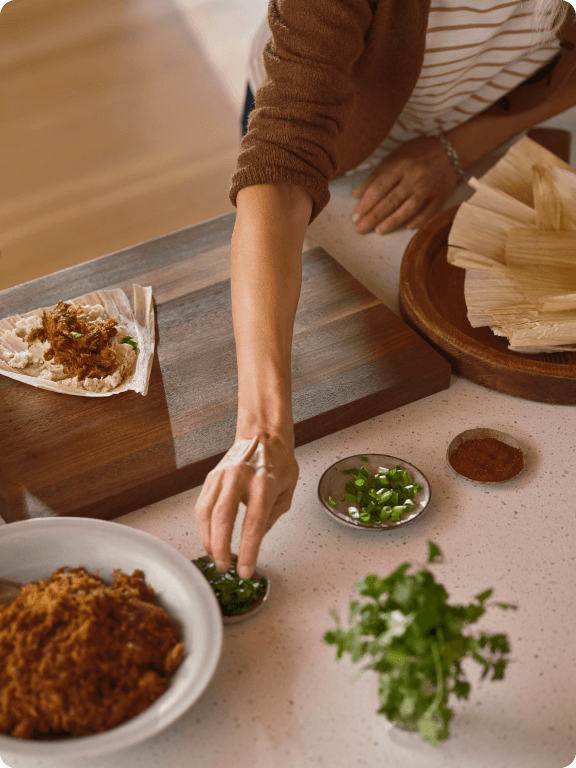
[0,567,185,740]
[26,301,119,380]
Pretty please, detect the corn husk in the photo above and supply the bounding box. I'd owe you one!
[447,246,509,272]
[537,292,576,312]
[479,135,576,207]
[448,134,576,353]
[0,284,154,397]
[495,308,576,352]
[467,177,536,226]
[505,228,576,305]
[549,167,576,230]
[448,203,521,263]
[533,164,563,230]
[463,269,531,329]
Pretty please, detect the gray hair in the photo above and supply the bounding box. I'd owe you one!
[532,0,571,33]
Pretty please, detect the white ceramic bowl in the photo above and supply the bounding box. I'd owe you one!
[0,517,223,760]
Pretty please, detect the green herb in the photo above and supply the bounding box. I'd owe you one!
[334,463,422,526]
[193,558,267,617]
[70,332,84,339]
[324,542,516,747]
[122,335,138,350]
[328,496,338,507]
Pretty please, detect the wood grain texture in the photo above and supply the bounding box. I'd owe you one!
[0,213,451,523]
[399,206,576,405]
[0,0,238,290]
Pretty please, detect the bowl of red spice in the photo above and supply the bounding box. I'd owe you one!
[0,517,223,760]
[447,428,527,484]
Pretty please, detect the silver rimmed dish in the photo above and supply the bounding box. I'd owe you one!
[318,454,431,530]
[446,428,527,485]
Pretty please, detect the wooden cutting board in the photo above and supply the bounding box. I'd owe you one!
[0,213,451,523]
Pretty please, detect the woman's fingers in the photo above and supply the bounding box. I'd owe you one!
[349,136,459,235]
[195,436,298,580]
[209,467,251,572]
[404,197,443,230]
[372,194,425,234]
[236,476,278,578]
[351,174,400,225]
[194,474,223,556]
[235,451,298,577]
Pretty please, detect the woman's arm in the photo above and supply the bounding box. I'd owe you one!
[351,70,576,235]
[445,69,576,170]
[194,183,312,579]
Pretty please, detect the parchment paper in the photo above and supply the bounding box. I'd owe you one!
[0,284,154,397]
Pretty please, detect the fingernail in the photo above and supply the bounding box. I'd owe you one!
[238,565,252,579]
[215,560,227,572]
[351,213,360,223]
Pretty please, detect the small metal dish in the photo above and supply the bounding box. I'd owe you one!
[195,554,270,624]
[446,428,527,485]
[318,454,431,530]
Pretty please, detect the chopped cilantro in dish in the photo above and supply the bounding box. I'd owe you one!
[193,558,267,616]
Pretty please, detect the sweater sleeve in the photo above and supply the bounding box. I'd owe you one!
[229,0,374,222]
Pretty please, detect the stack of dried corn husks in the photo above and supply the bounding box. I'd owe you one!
[447,136,576,353]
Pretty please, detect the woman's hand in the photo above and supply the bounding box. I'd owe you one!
[350,136,459,235]
[194,433,299,580]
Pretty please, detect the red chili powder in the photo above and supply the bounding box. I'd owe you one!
[449,437,524,483]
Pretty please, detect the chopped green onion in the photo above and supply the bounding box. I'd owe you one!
[358,455,369,462]
[334,462,422,526]
[70,331,84,339]
[328,496,338,507]
[122,335,138,350]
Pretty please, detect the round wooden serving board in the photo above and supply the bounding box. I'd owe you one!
[399,207,576,405]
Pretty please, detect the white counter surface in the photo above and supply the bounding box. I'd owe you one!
[3,111,576,768]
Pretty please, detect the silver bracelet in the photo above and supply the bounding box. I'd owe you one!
[436,132,467,184]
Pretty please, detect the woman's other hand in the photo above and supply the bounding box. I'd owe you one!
[350,136,459,235]
[194,433,298,580]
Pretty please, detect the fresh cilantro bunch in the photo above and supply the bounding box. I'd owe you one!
[193,558,267,617]
[328,460,423,525]
[324,542,516,747]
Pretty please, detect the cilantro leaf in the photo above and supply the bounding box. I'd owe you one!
[427,541,443,563]
[193,558,266,616]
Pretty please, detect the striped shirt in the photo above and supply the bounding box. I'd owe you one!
[245,1,561,174]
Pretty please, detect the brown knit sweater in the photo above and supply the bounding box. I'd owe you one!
[230,0,576,222]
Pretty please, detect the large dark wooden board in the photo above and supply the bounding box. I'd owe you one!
[0,213,451,523]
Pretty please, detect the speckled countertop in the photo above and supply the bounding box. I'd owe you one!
[4,111,576,768]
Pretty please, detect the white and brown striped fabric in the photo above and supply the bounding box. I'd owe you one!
[246,1,561,174]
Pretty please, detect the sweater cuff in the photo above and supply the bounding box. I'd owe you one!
[229,166,331,223]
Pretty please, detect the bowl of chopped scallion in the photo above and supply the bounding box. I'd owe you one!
[318,454,431,529]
